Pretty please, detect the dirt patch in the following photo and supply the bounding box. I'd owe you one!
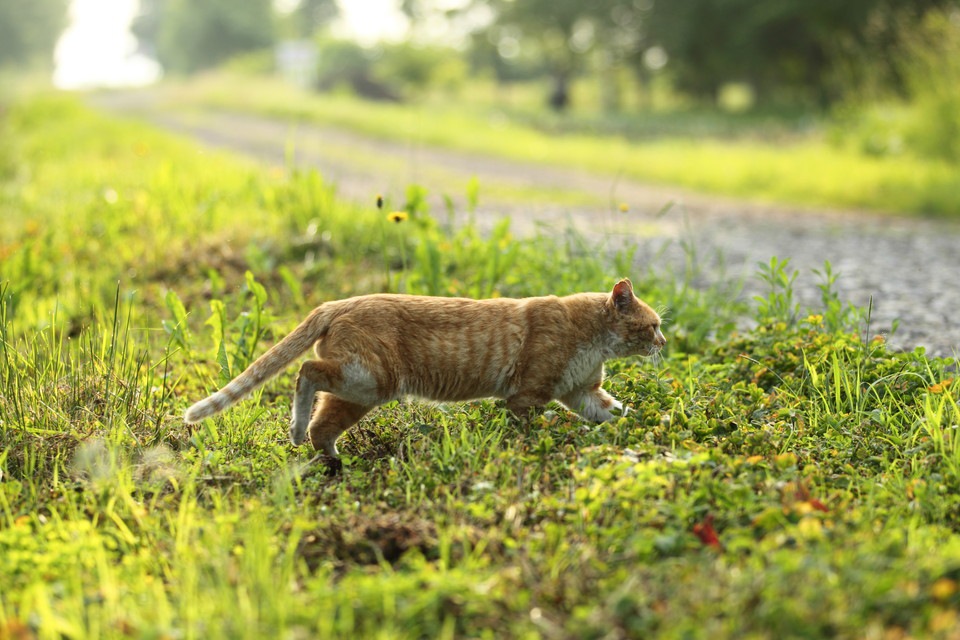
[295,513,439,571]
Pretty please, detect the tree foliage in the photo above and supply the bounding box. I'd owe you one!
[293,0,338,38]
[453,0,960,107]
[133,0,275,74]
[644,0,957,104]
[0,0,68,68]
[275,0,338,39]
[479,0,620,109]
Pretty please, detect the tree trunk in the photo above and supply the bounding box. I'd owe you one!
[548,73,570,111]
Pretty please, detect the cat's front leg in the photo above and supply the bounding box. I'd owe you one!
[561,387,624,423]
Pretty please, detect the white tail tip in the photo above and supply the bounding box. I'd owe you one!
[184,400,214,424]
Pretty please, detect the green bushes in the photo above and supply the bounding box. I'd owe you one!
[313,37,467,101]
[835,9,960,164]
[899,10,960,163]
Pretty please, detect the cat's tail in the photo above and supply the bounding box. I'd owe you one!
[183,305,333,424]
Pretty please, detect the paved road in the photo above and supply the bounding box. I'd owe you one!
[94,93,960,357]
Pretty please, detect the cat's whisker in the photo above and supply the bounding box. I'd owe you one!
[657,306,672,326]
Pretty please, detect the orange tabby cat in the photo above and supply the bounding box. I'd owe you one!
[184,279,665,459]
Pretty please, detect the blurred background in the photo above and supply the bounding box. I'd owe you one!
[1,0,957,162]
[3,0,960,224]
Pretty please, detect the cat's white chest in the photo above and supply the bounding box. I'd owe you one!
[554,345,607,397]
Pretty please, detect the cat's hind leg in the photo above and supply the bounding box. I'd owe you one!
[561,387,624,423]
[307,392,372,457]
[290,359,343,445]
[505,390,554,421]
[291,358,383,445]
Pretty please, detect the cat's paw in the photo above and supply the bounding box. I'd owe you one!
[608,398,629,419]
[289,416,308,446]
[584,403,629,424]
[594,409,616,423]
[575,404,615,423]
[304,453,342,477]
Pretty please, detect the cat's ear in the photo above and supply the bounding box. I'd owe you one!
[612,278,634,311]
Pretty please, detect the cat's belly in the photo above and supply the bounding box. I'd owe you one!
[398,363,517,402]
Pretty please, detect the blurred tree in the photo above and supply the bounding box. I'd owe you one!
[276,0,338,39]
[480,0,610,110]
[589,0,651,111]
[131,0,162,59]
[892,9,960,161]
[313,37,466,102]
[404,0,636,109]
[374,41,467,99]
[0,0,68,68]
[456,0,648,111]
[346,0,960,109]
[314,37,399,101]
[134,0,275,74]
[644,0,959,105]
[466,25,547,85]
[830,1,959,100]
[295,0,338,37]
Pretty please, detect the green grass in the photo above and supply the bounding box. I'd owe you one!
[149,73,960,217]
[3,93,960,638]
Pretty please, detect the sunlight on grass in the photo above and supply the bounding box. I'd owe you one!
[2,93,960,638]
[157,73,960,216]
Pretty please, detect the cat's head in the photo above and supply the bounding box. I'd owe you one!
[607,279,666,357]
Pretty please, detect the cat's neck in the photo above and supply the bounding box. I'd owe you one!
[563,293,627,357]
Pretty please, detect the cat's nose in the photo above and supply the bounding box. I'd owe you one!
[654,329,666,348]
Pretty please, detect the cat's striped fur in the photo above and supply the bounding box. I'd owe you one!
[184,279,665,458]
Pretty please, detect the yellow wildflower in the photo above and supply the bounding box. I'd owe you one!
[388,211,408,223]
[775,452,798,467]
[929,379,954,394]
[618,202,629,213]
[931,578,959,601]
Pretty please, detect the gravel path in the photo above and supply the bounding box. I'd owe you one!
[94,93,960,357]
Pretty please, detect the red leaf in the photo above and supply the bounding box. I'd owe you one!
[809,498,829,512]
[692,513,722,549]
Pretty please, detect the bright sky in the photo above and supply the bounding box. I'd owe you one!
[54,0,160,89]
[53,0,409,90]
[337,0,409,44]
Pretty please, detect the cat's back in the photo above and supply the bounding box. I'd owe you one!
[327,293,528,327]
[327,291,608,341]
[324,293,545,400]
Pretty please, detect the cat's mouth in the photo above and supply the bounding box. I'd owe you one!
[643,344,664,357]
